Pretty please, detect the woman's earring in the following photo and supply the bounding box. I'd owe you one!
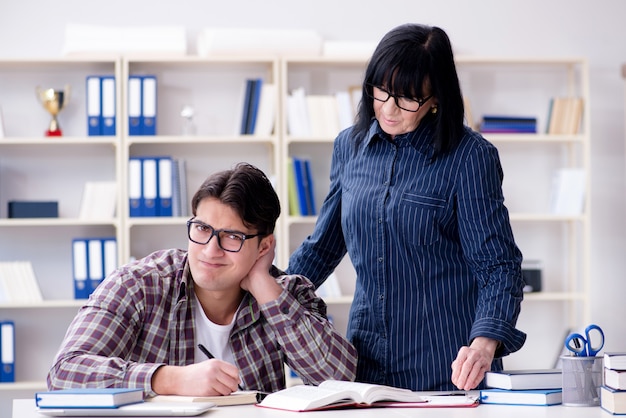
[431,106,438,114]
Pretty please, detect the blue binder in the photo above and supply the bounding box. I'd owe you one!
[141,157,158,217]
[72,239,90,299]
[86,76,101,136]
[87,238,103,294]
[128,75,142,136]
[128,157,143,217]
[0,320,15,382]
[102,238,117,279]
[157,157,173,217]
[141,75,157,135]
[87,237,117,294]
[100,76,116,136]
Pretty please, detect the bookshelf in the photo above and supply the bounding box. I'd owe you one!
[453,57,591,368]
[278,57,367,337]
[0,55,590,406]
[119,56,281,265]
[0,57,123,407]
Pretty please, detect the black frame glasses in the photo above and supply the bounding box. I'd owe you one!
[187,219,264,253]
[366,84,432,112]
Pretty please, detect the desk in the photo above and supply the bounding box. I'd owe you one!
[13,399,613,418]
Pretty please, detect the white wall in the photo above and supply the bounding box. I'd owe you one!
[1,0,624,353]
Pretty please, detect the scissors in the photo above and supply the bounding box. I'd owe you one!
[565,324,605,357]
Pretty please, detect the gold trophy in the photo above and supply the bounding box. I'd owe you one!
[36,85,70,136]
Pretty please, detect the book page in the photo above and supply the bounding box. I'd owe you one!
[319,380,424,403]
[258,385,359,411]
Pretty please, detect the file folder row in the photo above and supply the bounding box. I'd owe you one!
[86,75,117,136]
[128,156,188,218]
[72,238,117,299]
[128,75,157,136]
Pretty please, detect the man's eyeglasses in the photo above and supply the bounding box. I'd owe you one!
[187,219,264,252]
[366,84,432,112]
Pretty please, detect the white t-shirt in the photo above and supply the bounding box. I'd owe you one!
[193,291,238,365]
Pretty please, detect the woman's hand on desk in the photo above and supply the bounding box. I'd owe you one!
[450,337,499,390]
[152,360,241,396]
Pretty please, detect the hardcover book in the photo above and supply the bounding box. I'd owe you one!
[606,368,626,391]
[605,352,626,371]
[479,388,562,406]
[484,369,562,390]
[35,388,144,409]
[601,386,626,415]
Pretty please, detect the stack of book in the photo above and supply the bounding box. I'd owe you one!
[286,87,359,138]
[479,369,563,406]
[479,115,537,134]
[0,261,43,303]
[601,352,626,414]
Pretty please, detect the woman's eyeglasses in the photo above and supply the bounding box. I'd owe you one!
[366,84,432,112]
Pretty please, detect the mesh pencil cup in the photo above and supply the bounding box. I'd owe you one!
[560,355,603,406]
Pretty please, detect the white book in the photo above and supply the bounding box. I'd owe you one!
[306,95,339,138]
[335,91,354,131]
[78,181,117,220]
[286,87,310,137]
[0,262,23,302]
[0,261,43,303]
[0,263,12,302]
[253,83,277,137]
[550,168,586,215]
[484,369,562,390]
[16,261,44,302]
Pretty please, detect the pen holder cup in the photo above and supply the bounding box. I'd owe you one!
[560,355,603,406]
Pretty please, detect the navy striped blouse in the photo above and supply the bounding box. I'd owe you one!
[287,119,526,391]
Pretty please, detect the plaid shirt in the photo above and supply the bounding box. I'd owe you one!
[47,249,357,395]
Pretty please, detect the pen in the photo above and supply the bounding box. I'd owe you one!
[198,343,214,359]
[198,344,245,391]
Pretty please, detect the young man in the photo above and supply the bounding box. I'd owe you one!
[48,163,357,397]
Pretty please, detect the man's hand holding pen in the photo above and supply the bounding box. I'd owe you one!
[198,344,244,393]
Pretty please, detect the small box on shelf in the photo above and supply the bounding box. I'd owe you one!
[7,201,58,218]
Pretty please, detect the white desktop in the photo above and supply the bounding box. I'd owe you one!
[13,398,612,418]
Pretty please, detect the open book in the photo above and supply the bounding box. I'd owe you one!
[147,390,260,407]
[256,380,478,411]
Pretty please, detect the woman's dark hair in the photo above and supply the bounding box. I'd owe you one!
[191,163,280,235]
[355,23,465,157]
